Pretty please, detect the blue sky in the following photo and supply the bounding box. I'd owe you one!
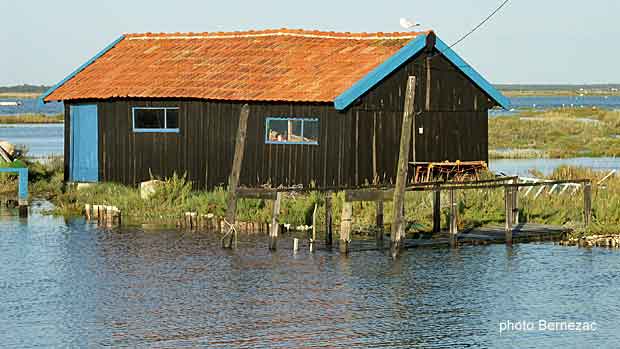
[1,0,618,86]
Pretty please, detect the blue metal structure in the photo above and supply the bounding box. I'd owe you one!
[70,104,99,182]
[334,33,510,111]
[0,168,28,201]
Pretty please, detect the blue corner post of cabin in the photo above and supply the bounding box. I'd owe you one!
[0,167,29,202]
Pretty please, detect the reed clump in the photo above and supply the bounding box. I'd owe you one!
[41,167,618,235]
[489,108,620,158]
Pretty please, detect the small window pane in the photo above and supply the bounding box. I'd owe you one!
[267,119,303,142]
[303,120,319,143]
[266,118,319,144]
[166,109,179,129]
[135,109,165,129]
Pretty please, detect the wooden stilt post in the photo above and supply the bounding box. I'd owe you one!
[269,192,282,251]
[505,185,513,245]
[511,182,519,225]
[375,199,384,244]
[449,188,458,247]
[391,76,416,258]
[223,104,250,249]
[325,192,333,246]
[584,181,592,227]
[310,203,318,252]
[340,201,352,254]
[84,204,92,221]
[432,185,441,233]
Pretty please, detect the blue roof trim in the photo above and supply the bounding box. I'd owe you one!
[434,37,510,109]
[40,35,125,103]
[334,34,428,111]
[334,34,510,110]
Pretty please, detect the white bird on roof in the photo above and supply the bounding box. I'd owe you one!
[399,18,420,30]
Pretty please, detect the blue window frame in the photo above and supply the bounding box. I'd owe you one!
[132,107,180,133]
[265,117,319,145]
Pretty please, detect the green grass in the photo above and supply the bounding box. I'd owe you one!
[37,167,617,236]
[0,113,63,124]
[1,161,617,235]
[489,108,620,158]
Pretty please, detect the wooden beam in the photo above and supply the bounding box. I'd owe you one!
[224,104,250,249]
[584,182,592,227]
[340,201,352,254]
[325,193,333,246]
[269,192,282,250]
[391,76,416,257]
[237,188,278,200]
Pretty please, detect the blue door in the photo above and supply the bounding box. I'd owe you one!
[70,104,99,182]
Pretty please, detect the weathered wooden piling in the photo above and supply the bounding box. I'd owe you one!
[269,192,282,250]
[511,183,519,224]
[18,200,28,218]
[584,182,592,227]
[505,185,514,245]
[375,199,384,244]
[310,203,318,251]
[325,193,333,246]
[432,186,441,233]
[223,104,250,249]
[84,204,92,220]
[449,189,458,247]
[293,238,299,252]
[340,201,353,254]
[391,76,416,258]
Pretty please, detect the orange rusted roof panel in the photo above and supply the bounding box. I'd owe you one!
[44,29,429,103]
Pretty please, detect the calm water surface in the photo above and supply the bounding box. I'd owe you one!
[1,204,619,348]
[0,98,63,115]
[0,124,63,157]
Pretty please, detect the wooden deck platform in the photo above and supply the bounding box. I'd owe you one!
[338,223,570,251]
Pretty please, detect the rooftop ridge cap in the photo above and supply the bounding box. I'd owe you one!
[126,30,431,41]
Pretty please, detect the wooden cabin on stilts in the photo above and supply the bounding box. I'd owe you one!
[43,28,587,257]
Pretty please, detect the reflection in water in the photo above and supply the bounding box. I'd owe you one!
[1,204,619,347]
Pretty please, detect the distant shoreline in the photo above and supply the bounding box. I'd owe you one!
[0,114,63,124]
[0,92,41,99]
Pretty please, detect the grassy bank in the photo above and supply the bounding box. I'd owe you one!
[38,167,617,236]
[0,92,41,99]
[0,113,64,124]
[489,108,620,158]
[1,161,617,235]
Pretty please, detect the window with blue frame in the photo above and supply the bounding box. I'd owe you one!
[265,117,319,145]
[132,107,179,133]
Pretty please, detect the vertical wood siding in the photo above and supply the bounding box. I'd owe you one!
[64,49,492,189]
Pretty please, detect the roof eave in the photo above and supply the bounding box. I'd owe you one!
[40,35,126,103]
[333,34,510,111]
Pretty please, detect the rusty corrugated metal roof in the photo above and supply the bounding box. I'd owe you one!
[43,29,429,103]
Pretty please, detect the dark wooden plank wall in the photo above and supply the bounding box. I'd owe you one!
[64,48,494,189]
[91,99,353,189]
[346,50,493,186]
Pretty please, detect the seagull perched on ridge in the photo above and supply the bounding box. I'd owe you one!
[400,18,421,30]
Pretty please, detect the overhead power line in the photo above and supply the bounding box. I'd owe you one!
[432,0,511,59]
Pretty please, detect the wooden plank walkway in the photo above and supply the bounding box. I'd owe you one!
[339,223,570,251]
